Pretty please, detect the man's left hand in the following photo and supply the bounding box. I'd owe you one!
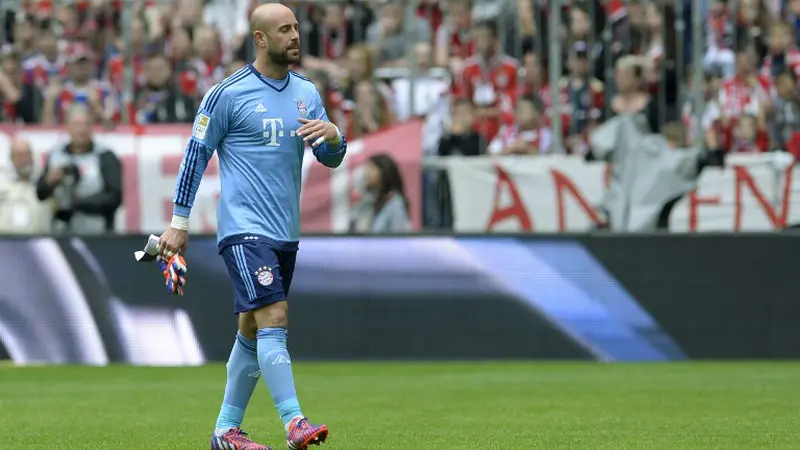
[297,118,339,147]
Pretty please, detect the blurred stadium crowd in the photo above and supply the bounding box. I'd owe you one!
[1,0,800,233]
[4,0,800,152]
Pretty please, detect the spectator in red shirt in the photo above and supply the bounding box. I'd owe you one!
[489,95,554,155]
[711,47,771,150]
[730,113,762,153]
[188,25,224,101]
[22,26,66,90]
[41,48,115,126]
[167,26,200,98]
[303,3,361,74]
[106,16,149,93]
[434,0,474,74]
[455,20,520,142]
[761,20,800,79]
[416,0,444,34]
[6,14,38,61]
[518,49,548,101]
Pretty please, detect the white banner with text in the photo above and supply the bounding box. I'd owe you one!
[0,122,423,233]
[441,154,799,232]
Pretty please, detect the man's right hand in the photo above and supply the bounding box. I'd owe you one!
[45,167,63,186]
[158,226,189,259]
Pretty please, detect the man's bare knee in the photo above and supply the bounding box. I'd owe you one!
[238,311,258,339]
[252,300,289,329]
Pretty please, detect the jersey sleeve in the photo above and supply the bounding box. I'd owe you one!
[309,87,347,169]
[172,85,231,218]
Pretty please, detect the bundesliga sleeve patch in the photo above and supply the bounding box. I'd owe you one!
[193,114,210,140]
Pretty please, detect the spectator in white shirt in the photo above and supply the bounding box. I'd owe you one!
[0,137,50,234]
[392,42,450,121]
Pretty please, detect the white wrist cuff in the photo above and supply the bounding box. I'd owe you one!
[171,215,189,231]
[326,124,342,143]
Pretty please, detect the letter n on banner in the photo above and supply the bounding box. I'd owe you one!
[734,165,792,230]
[550,169,602,230]
[487,165,533,231]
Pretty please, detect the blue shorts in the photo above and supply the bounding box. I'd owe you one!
[218,234,299,314]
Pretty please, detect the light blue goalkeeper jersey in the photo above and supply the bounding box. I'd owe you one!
[172,65,347,248]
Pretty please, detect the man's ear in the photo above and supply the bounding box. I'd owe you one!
[254,30,267,48]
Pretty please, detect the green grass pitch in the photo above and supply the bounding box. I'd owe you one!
[1,361,798,449]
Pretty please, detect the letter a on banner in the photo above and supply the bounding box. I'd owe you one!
[486,165,533,231]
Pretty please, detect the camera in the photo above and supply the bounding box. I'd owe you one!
[54,163,82,222]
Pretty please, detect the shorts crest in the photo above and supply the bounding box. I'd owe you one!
[255,266,274,286]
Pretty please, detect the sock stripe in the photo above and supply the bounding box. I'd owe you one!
[236,333,257,354]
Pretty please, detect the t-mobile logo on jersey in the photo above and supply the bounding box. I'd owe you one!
[262,118,298,147]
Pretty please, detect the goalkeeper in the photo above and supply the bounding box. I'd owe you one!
[156,4,346,450]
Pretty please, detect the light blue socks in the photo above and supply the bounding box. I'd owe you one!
[214,333,261,434]
[256,327,303,427]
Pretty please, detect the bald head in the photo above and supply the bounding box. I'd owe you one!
[10,137,34,179]
[250,3,295,34]
[250,2,301,68]
[10,137,30,154]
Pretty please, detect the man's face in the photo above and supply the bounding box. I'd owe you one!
[736,51,754,74]
[570,10,590,37]
[709,0,726,16]
[414,42,432,71]
[15,20,34,43]
[523,52,541,84]
[615,65,636,91]
[474,26,495,56]
[347,49,369,78]
[1,58,20,83]
[569,55,589,77]
[628,3,646,28]
[38,33,58,58]
[380,4,403,34]
[131,19,144,47]
[195,29,218,61]
[449,3,471,29]
[261,21,301,66]
[70,58,92,83]
[68,112,93,147]
[324,4,345,28]
[737,117,757,141]
[146,56,172,87]
[770,27,792,53]
[10,143,34,179]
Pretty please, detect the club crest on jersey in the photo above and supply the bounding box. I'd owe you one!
[296,99,308,118]
[255,266,274,286]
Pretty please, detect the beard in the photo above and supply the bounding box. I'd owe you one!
[268,47,300,66]
[16,164,33,180]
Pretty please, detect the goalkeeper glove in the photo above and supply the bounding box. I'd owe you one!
[157,254,188,296]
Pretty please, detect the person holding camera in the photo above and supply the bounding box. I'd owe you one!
[36,104,123,234]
